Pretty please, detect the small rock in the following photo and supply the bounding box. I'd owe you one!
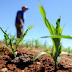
[22,70,24,72]
[0,68,8,72]
[36,62,41,65]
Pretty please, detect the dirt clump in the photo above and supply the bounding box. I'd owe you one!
[0,47,72,72]
[24,54,55,72]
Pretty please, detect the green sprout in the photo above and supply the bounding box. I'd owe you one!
[32,4,72,71]
[35,40,40,48]
[0,26,33,57]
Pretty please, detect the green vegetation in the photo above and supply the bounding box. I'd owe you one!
[62,47,72,53]
[35,40,40,48]
[0,26,33,57]
[32,4,72,71]
[24,40,34,49]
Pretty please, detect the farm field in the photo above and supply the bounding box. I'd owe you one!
[0,1,72,72]
[0,42,72,72]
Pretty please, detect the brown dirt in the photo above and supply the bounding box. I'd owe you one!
[0,43,72,72]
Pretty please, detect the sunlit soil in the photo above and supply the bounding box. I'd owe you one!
[0,42,72,72]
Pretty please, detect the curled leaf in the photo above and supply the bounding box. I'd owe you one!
[32,52,51,61]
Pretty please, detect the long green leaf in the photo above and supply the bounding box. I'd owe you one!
[41,35,72,39]
[0,27,10,46]
[39,4,46,17]
[6,47,12,52]
[45,18,55,35]
[39,5,55,35]
[16,26,33,47]
[32,52,51,61]
[0,27,9,40]
[56,17,62,35]
[51,24,55,35]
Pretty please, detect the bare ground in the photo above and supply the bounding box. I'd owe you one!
[0,42,72,72]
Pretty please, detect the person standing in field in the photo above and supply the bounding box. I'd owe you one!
[15,6,28,38]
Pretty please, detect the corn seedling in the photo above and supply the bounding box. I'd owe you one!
[0,26,33,57]
[32,4,72,71]
[35,40,40,48]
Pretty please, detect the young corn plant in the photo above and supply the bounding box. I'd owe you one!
[35,40,40,48]
[0,26,33,57]
[32,4,72,71]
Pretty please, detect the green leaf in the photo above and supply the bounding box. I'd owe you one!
[0,27,9,40]
[19,26,33,43]
[6,47,12,52]
[41,35,72,39]
[32,52,51,61]
[28,26,33,30]
[55,17,63,35]
[39,4,46,17]
[16,26,33,47]
[51,24,55,35]
[0,27,10,46]
[45,18,55,35]
[57,56,61,65]
[9,39,14,51]
[56,16,61,27]
[10,34,15,41]
[39,5,55,35]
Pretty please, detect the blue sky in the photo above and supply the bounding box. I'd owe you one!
[0,0,72,49]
